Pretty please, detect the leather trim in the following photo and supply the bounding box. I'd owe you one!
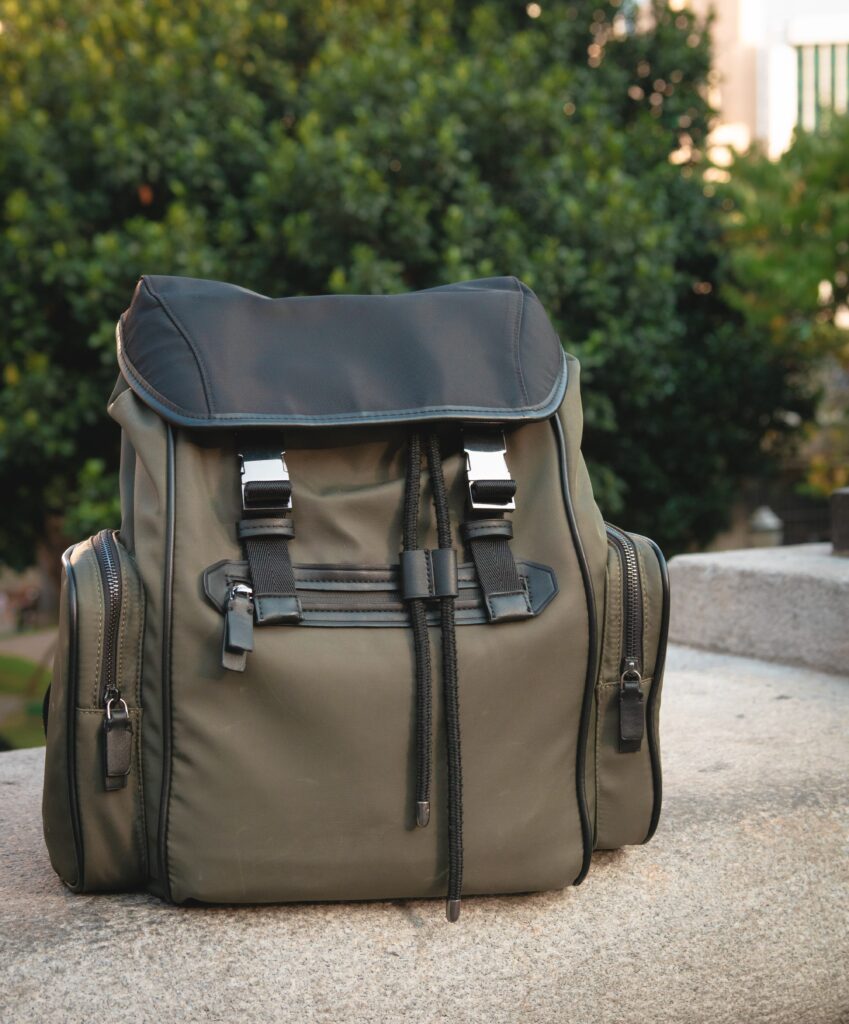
[61,544,84,890]
[643,537,669,843]
[552,415,598,887]
[202,558,558,627]
[116,276,568,428]
[157,425,176,901]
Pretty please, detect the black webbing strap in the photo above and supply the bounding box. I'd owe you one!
[462,516,532,623]
[238,452,300,624]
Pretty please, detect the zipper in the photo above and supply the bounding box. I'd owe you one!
[91,530,133,790]
[605,525,645,753]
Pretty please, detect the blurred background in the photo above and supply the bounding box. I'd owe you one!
[1,0,847,747]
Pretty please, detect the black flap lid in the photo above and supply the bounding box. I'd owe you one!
[117,275,567,428]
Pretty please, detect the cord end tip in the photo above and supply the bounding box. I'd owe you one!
[446,898,461,923]
[416,801,431,828]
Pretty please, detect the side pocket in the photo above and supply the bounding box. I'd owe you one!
[42,531,148,891]
[594,526,669,850]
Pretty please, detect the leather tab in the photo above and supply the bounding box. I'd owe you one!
[103,705,133,791]
[619,678,645,752]
[254,595,302,624]
[400,549,458,600]
[430,548,458,598]
[238,517,296,540]
[222,591,254,672]
[462,518,513,542]
[485,585,533,622]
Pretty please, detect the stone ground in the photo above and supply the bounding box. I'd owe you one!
[0,645,847,1024]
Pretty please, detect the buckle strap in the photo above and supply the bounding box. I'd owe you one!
[240,449,292,513]
[464,432,516,511]
[462,431,531,623]
[237,445,301,640]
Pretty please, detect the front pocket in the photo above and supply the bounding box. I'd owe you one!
[42,531,148,891]
[593,525,669,850]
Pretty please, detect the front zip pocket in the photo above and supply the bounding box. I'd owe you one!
[42,530,148,891]
[593,525,669,851]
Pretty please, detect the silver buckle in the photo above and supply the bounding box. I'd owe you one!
[239,449,292,511]
[464,431,516,511]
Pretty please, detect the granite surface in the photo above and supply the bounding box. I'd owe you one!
[1,646,847,1024]
[669,543,849,674]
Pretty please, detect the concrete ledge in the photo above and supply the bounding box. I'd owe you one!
[669,543,849,674]
[1,646,848,1023]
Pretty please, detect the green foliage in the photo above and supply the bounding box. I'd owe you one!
[722,117,849,495]
[0,0,818,560]
[0,654,50,750]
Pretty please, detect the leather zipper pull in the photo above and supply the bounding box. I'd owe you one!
[103,697,133,791]
[222,584,254,672]
[619,658,645,753]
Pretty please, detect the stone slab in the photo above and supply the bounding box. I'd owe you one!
[0,646,847,1024]
[669,543,849,674]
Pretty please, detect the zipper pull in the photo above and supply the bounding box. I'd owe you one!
[222,584,254,672]
[103,694,133,790]
[619,658,645,753]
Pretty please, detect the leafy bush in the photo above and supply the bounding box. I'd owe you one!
[0,0,818,564]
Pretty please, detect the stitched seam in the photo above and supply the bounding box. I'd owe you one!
[131,553,148,877]
[117,342,567,423]
[510,277,529,405]
[135,708,147,877]
[594,685,603,838]
[141,279,215,415]
[92,548,104,708]
[117,542,128,702]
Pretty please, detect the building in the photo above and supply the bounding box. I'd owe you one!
[684,0,849,156]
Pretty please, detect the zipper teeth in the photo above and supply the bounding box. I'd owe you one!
[606,525,642,666]
[92,530,122,701]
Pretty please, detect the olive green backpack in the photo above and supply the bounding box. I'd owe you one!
[43,275,669,921]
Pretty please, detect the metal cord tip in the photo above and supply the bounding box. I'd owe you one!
[446,898,461,923]
[416,801,431,828]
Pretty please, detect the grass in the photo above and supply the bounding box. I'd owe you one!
[0,654,50,750]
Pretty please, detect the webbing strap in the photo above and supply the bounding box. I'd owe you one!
[241,527,300,624]
[464,527,533,622]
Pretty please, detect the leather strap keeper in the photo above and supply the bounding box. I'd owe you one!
[400,549,459,601]
[238,517,296,540]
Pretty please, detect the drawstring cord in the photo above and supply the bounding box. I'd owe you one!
[425,434,463,922]
[402,432,464,921]
[403,434,433,828]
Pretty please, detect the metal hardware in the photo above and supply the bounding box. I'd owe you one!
[239,449,292,512]
[105,696,129,721]
[463,431,516,511]
[620,656,643,689]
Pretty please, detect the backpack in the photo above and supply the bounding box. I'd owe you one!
[42,275,669,921]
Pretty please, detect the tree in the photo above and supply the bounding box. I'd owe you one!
[0,0,818,567]
[721,116,849,496]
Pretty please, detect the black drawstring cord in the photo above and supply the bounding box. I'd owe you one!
[425,434,463,922]
[402,431,464,921]
[403,433,433,828]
